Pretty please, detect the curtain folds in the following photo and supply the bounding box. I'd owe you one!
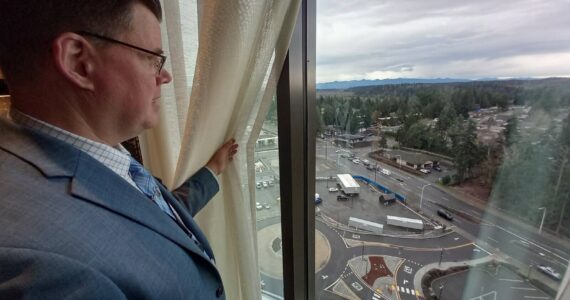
[140,1,301,299]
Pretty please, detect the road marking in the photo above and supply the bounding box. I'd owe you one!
[524,296,549,299]
[469,291,497,300]
[488,237,499,243]
[495,225,569,263]
[474,243,492,255]
[394,286,417,295]
[499,278,523,282]
[442,197,450,201]
[510,287,536,291]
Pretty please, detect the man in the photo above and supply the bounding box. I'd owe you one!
[0,1,236,299]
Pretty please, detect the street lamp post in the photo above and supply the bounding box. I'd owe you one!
[420,184,432,209]
[439,283,445,299]
[374,163,378,183]
[538,207,546,234]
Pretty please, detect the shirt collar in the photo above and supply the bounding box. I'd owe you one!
[9,108,133,180]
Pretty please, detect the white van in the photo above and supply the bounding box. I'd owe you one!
[381,168,391,176]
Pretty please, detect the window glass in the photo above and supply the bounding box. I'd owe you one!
[315,1,569,299]
[256,96,285,298]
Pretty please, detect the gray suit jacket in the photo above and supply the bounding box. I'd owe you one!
[0,118,225,299]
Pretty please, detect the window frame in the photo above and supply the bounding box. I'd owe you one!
[276,0,316,298]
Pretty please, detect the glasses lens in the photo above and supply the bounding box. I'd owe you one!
[154,56,165,74]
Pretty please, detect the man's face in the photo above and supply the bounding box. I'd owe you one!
[95,3,172,140]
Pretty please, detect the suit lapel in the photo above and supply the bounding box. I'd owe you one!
[158,182,216,263]
[70,152,214,260]
[0,118,211,261]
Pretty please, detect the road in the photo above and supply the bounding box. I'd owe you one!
[315,140,568,297]
[254,140,568,299]
[318,140,569,273]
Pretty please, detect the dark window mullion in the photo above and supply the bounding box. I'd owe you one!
[276,0,316,298]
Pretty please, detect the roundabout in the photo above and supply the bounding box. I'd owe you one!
[258,223,332,279]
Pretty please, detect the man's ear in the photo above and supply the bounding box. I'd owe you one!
[51,33,97,90]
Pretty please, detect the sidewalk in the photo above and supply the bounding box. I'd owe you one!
[413,255,500,298]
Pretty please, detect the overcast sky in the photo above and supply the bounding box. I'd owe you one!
[316,0,570,83]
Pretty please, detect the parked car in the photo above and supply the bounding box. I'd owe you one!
[396,178,404,183]
[315,193,323,205]
[538,265,562,280]
[420,168,431,174]
[337,194,349,201]
[263,202,271,209]
[437,209,454,221]
[366,165,375,171]
[381,168,391,176]
[352,159,361,164]
[256,202,263,210]
[256,182,262,189]
[262,181,268,188]
[362,159,370,166]
[268,180,274,186]
[328,187,338,192]
[433,165,442,172]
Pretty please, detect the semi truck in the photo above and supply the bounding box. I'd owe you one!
[336,174,360,195]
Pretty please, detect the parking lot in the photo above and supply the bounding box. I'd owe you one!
[315,179,430,234]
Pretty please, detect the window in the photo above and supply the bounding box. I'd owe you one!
[313,1,569,299]
[256,96,285,297]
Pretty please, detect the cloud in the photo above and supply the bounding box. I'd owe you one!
[316,0,570,82]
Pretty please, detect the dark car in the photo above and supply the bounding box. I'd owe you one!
[437,209,453,221]
[315,193,323,205]
[433,165,442,172]
[396,178,404,183]
[337,194,349,201]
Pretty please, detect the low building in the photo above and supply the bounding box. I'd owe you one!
[384,150,437,170]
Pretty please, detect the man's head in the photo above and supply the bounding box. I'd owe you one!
[0,0,162,83]
[0,0,172,144]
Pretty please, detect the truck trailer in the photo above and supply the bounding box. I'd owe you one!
[336,174,360,195]
[386,215,423,230]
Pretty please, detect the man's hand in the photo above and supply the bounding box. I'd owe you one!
[206,138,239,175]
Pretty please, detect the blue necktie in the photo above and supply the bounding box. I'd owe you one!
[128,157,212,260]
[128,157,174,219]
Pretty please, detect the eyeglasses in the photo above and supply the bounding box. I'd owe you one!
[75,31,167,75]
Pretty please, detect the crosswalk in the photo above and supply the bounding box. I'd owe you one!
[370,285,420,299]
[390,285,419,296]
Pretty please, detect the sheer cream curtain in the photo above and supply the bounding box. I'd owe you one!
[139,1,301,299]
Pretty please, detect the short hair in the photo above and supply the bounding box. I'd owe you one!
[0,0,162,83]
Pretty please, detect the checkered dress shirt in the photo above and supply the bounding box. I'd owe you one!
[9,109,139,189]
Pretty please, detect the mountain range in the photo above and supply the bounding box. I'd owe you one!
[316,78,485,90]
